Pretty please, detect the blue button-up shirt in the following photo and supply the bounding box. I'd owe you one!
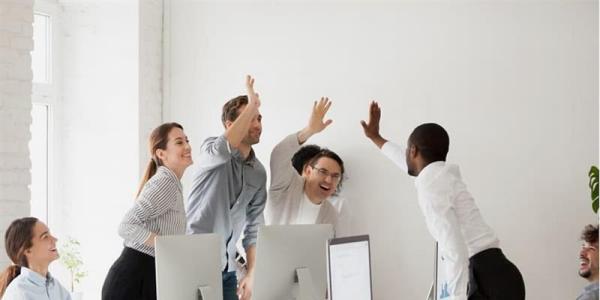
[2,267,71,300]
[186,135,267,272]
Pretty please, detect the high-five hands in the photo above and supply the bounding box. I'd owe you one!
[298,97,333,144]
[360,101,387,148]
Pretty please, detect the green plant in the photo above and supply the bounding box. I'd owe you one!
[59,237,87,293]
[589,165,598,214]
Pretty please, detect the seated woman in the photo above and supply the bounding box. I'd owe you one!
[0,217,72,300]
[266,97,345,233]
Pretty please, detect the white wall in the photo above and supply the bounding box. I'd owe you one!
[53,1,165,296]
[165,1,599,299]
[54,0,138,296]
[0,0,34,268]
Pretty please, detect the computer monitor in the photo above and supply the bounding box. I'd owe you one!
[155,234,223,300]
[327,235,373,300]
[253,224,334,300]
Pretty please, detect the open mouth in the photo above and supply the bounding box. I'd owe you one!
[319,184,331,192]
[580,259,590,269]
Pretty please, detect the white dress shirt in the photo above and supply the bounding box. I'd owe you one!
[381,141,499,300]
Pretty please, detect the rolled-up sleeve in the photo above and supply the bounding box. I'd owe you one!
[242,184,267,249]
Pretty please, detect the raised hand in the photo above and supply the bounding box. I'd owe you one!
[298,97,333,144]
[245,75,261,113]
[360,101,387,148]
[308,97,333,134]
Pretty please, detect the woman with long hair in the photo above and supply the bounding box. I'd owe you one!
[0,217,71,299]
[101,122,193,300]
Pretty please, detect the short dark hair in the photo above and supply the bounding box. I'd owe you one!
[408,123,450,163]
[221,95,248,126]
[581,224,599,244]
[292,145,322,174]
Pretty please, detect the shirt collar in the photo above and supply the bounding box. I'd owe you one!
[232,148,257,167]
[414,160,446,187]
[20,267,54,287]
[158,166,183,192]
[584,281,599,291]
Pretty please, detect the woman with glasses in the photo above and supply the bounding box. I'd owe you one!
[266,97,345,233]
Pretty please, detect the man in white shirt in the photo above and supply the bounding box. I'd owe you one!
[577,224,599,300]
[266,97,343,231]
[360,101,525,300]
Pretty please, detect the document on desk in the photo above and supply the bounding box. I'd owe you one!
[328,239,372,300]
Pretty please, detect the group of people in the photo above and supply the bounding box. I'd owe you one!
[0,75,595,300]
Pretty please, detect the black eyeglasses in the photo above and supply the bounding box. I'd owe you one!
[310,166,341,182]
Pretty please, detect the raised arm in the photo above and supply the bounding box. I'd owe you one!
[224,75,261,149]
[270,97,334,193]
[361,101,407,172]
[297,97,333,144]
[360,100,387,148]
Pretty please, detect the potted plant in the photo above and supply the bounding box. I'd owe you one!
[589,165,598,213]
[59,237,87,300]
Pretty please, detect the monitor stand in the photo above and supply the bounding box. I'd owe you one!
[294,267,319,300]
[197,285,215,300]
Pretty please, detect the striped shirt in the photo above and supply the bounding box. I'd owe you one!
[119,166,186,257]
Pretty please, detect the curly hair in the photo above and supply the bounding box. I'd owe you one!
[581,224,599,244]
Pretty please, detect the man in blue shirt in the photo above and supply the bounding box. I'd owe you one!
[186,75,266,300]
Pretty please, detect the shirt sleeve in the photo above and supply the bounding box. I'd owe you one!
[197,135,233,171]
[242,184,267,249]
[380,141,408,173]
[422,185,470,299]
[269,133,303,197]
[118,173,179,245]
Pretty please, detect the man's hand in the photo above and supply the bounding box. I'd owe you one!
[245,75,261,114]
[298,97,333,144]
[360,101,387,148]
[237,272,254,300]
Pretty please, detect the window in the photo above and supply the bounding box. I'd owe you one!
[29,103,49,223]
[30,5,57,224]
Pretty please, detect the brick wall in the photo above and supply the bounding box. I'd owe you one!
[0,0,33,267]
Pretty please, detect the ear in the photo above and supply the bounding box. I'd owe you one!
[302,164,312,177]
[155,148,167,162]
[409,145,418,159]
[224,120,233,129]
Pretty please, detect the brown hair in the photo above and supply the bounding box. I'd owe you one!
[0,217,38,297]
[581,224,599,244]
[136,122,184,197]
[221,95,248,127]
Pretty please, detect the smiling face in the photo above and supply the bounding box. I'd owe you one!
[302,157,342,203]
[579,241,599,282]
[155,127,193,175]
[24,221,59,267]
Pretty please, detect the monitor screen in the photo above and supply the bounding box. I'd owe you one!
[328,235,373,300]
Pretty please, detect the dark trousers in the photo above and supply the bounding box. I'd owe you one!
[468,248,525,300]
[102,247,157,300]
[222,271,239,300]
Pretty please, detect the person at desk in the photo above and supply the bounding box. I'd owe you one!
[0,217,71,300]
[186,76,267,300]
[266,97,345,232]
[361,101,525,300]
